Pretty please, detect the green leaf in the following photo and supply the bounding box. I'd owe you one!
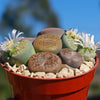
[7,50,12,56]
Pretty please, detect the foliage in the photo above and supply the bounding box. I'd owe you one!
[0,65,11,100]
[0,0,59,38]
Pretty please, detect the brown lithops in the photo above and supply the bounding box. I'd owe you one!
[33,34,62,54]
[37,28,64,38]
[60,48,84,68]
[28,52,62,73]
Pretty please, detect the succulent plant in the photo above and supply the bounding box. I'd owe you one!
[0,50,10,63]
[37,28,64,38]
[0,29,36,66]
[62,28,81,51]
[78,48,96,61]
[60,48,84,68]
[28,52,62,73]
[10,39,36,65]
[0,29,24,53]
[74,32,100,61]
[33,34,62,54]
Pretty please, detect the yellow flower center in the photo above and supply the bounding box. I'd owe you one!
[67,31,80,39]
[7,40,14,48]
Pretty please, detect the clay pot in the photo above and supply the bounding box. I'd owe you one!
[0,55,99,100]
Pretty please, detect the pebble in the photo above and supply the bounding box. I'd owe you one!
[89,58,95,64]
[45,73,56,78]
[33,72,45,78]
[84,61,94,69]
[74,68,83,76]
[80,64,90,73]
[5,58,95,79]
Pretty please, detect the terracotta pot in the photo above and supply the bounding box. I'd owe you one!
[0,55,99,100]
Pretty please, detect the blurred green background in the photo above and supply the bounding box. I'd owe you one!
[0,0,100,100]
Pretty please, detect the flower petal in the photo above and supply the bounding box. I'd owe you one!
[91,35,94,45]
[69,28,73,31]
[5,37,9,42]
[16,31,24,39]
[12,29,17,39]
[8,33,12,40]
[74,28,78,33]
[78,32,82,39]
[82,32,86,43]
[74,42,83,46]
[96,42,100,49]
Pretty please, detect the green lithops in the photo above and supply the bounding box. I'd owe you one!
[62,28,100,61]
[0,50,10,63]
[75,32,100,61]
[78,48,96,61]
[62,28,80,51]
[0,29,36,66]
[10,39,35,65]
[62,34,78,51]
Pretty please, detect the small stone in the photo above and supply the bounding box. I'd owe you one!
[33,72,46,78]
[5,62,18,72]
[89,58,95,64]
[56,67,74,78]
[19,64,27,70]
[18,64,27,72]
[80,64,90,72]
[16,72,22,75]
[56,73,64,78]
[45,73,56,78]
[22,70,31,76]
[74,69,83,76]
[30,72,35,77]
[84,61,94,69]
[68,68,74,77]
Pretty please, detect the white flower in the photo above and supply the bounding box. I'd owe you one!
[65,28,81,40]
[0,29,24,52]
[74,32,100,50]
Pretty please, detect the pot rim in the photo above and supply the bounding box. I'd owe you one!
[0,55,99,81]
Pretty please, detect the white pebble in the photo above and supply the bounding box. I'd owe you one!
[56,67,74,78]
[80,64,90,73]
[19,64,27,70]
[22,70,31,76]
[56,73,64,78]
[74,68,83,76]
[5,62,18,72]
[16,72,22,75]
[30,72,35,77]
[18,64,27,72]
[84,61,94,69]
[89,58,95,64]
[33,72,45,78]
[45,73,56,78]
[68,68,74,77]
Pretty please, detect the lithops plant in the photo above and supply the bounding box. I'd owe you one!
[0,50,10,63]
[37,28,64,38]
[28,52,62,73]
[0,29,36,66]
[62,28,81,51]
[33,34,62,54]
[75,32,100,61]
[10,39,36,66]
[60,48,84,68]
